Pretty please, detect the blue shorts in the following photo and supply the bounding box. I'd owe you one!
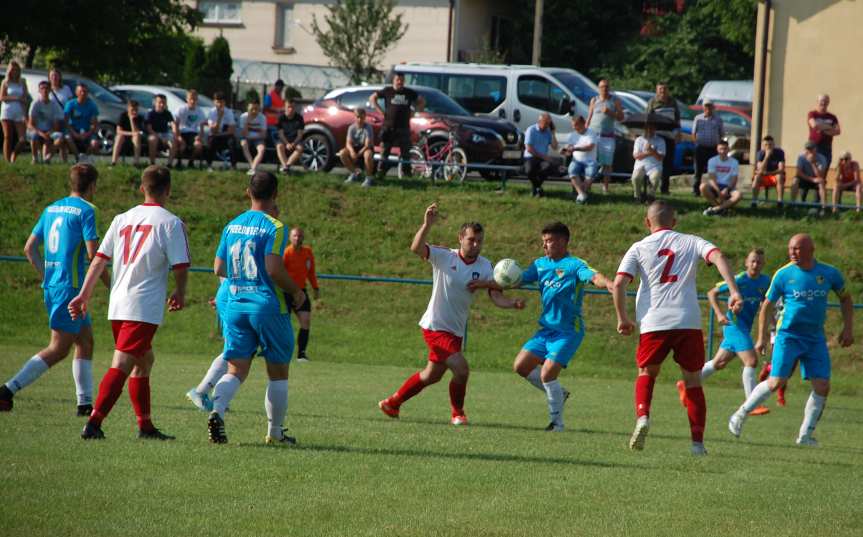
[568,160,598,179]
[771,331,830,380]
[522,328,584,368]
[719,324,755,353]
[222,310,294,364]
[44,286,90,334]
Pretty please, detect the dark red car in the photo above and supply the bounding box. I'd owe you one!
[300,85,523,175]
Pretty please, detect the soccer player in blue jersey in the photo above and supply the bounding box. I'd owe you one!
[729,234,854,445]
[0,164,108,414]
[676,248,772,415]
[207,172,305,445]
[512,222,612,431]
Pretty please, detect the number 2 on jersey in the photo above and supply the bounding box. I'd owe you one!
[119,224,153,264]
[658,249,679,283]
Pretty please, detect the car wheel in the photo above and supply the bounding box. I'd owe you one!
[301,133,334,172]
[96,122,116,156]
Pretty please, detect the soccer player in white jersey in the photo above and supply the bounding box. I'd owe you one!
[69,166,190,440]
[378,203,525,425]
[612,200,743,455]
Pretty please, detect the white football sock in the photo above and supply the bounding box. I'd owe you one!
[196,354,228,395]
[739,380,773,415]
[742,366,757,399]
[5,356,49,394]
[524,367,545,392]
[212,374,242,418]
[265,379,289,439]
[799,392,827,439]
[542,379,564,425]
[700,359,717,380]
[72,358,93,405]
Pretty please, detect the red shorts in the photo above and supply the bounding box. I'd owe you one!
[761,174,778,188]
[636,329,705,372]
[421,329,463,363]
[111,320,159,358]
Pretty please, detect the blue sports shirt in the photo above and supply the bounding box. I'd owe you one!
[31,196,99,289]
[64,98,99,133]
[216,210,288,314]
[715,272,771,330]
[522,255,596,333]
[766,261,847,334]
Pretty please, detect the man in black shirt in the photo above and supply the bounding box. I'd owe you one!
[751,135,787,207]
[371,73,424,181]
[111,99,144,166]
[275,99,305,174]
[145,94,178,166]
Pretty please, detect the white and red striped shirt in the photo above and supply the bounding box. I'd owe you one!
[96,203,190,325]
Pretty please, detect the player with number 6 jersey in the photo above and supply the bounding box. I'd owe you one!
[612,200,743,456]
[70,166,190,441]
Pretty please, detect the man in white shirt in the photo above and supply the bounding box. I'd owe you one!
[700,140,742,216]
[377,203,525,426]
[69,166,190,441]
[611,200,743,455]
[175,89,207,169]
[564,115,598,204]
[206,91,237,170]
[631,123,666,202]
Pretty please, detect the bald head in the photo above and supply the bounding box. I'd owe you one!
[646,200,676,231]
[788,234,814,267]
[290,227,305,248]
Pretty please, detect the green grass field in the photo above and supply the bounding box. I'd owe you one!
[1,162,862,536]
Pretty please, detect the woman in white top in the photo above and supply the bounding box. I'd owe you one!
[1,61,30,162]
[239,101,267,176]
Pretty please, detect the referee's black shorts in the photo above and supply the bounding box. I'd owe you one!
[285,288,311,313]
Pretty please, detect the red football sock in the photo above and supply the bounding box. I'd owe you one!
[758,362,772,382]
[685,386,707,443]
[89,367,128,426]
[393,372,426,406]
[128,376,155,432]
[449,380,467,416]
[634,375,655,418]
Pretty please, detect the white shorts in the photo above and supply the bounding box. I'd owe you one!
[0,103,26,122]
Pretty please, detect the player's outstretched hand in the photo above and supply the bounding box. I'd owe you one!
[838,327,854,348]
[718,316,730,326]
[754,339,767,356]
[617,318,635,336]
[292,289,306,309]
[467,279,502,292]
[423,203,439,227]
[68,295,87,320]
[167,292,185,312]
[727,292,744,314]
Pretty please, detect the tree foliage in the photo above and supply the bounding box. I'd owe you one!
[183,38,207,90]
[199,37,234,99]
[311,0,408,84]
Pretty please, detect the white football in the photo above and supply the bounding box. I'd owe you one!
[494,258,523,288]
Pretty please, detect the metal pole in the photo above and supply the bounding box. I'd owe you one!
[531,0,544,66]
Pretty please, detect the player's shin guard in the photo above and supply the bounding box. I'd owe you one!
[449,379,466,416]
[265,379,289,439]
[799,392,826,439]
[684,386,706,443]
[543,380,564,426]
[90,367,129,426]
[5,356,49,394]
[634,375,655,418]
[212,374,242,418]
[128,376,154,432]
[393,372,426,406]
[742,366,757,398]
[72,358,93,405]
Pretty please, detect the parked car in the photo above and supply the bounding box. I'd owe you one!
[300,85,523,176]
[617,90,695,174]
[696,80,753,111]
[689,104,752,163]
[110,85,216,119]
[0,67,126,155]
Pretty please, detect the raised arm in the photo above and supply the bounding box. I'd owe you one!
[410,202,439,258]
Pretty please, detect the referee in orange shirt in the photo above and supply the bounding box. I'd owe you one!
[283,227,320,361]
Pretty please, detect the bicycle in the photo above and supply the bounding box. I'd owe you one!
[403,127,468,183]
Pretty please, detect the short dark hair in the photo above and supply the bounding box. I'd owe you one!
[38,80,49,89]
[458,222,484,236]
[155,93,167,102]
[69,163,98,193]
[717,139,729,146]
[141,165,171,196]
[249,171,278,200]
[393,72,405,79]
[76,82,87,90]
[213,91,225,101]
[285,98,296,106]
[127,99,139,108]
[762,135,774,142]
[541,222,570,241]
[749,248,765,257]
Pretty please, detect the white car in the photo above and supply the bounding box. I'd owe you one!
[110,84,216,119]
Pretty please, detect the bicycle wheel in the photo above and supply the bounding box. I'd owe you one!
[442,147,468,183]
[409,147,432,179]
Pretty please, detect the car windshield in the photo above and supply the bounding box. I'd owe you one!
[168,88,215,108]
[418,90,471,116]
[550,71,598,104]
[73,79,124,104]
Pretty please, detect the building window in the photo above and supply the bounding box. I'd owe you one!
[200,1,242,25]
[273,3,295,52]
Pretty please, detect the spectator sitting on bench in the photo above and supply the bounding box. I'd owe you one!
[275,99,304,174]
[27,80,65,164]
[792,141,827,213]
[175,89,207,169]
[833,151,861,214]
[340,107,375,187]
[111,99,144,166]
[701,139,742,216]
[146,93,178,166]
[206,91,237,170]
[239,100,267,176]
[751,135,786,208]
[64,83,100,162]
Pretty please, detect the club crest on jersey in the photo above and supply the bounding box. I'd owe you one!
[555,269,565,279]
[472,272,480,280]
[816,275,825,285]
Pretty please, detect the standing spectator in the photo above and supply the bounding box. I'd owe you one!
[27,81,65,164]
[751,135,786,207]
[340,107,375,186]
[833,151,861,213]
[275,99,304,174]
[700,140,742,216]
[586,79,624,194]
[263,79,285,142]
[1,61,30,162]
[630,123,665,201]
[64,83,100,162]
[175,89,207,169]
[111,100,144,167]
[145,94,178,166]
[807,94,840,169]
[646,83,680,194]
[563,115,597,204]
[239,101,267,176]
[48,68,74,107]
[282,227,320,362]
[792,141,827,212]
[206,91,237,170]
[371,73,425,180]
[523,112,559,197]
[691,100,724,196]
